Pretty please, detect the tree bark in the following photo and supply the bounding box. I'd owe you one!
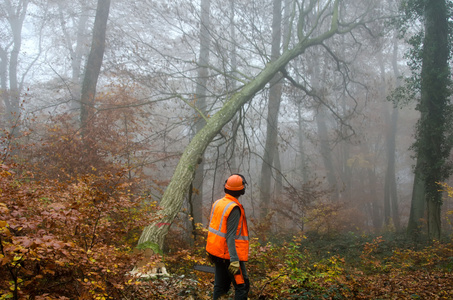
[407,161,427,238]
[80,0,111,130]
[311,51,338,201]
[190,0,211,235]
[315,100,338,201]
[259,0,283,218]
[386,34,401,230]
[384,106,400,229]
[224,0,239,173]
[297,103,309,184]
[408,0,450,240]
[2,0,29,136]
[137,0,367,250]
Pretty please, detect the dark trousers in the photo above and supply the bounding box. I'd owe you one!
[213,258,249,300]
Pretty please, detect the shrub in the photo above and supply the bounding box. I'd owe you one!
[0,163,157,299]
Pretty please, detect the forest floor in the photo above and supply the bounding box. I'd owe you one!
[2,162,452,299]
[156,232,453,299]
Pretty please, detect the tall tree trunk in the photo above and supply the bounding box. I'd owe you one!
[368,161,382,231]
[338,91,352,202]
[315,102,338,201]
[360,142,382,231]
[297,102,309,184]
[311,51,338,201]
[259,0,283,219]
[1,48,9,124]
[407,0,450,240]
[384,105,400,229]
[2,0,29,137]
[224,0,239,174]
[80,0,111,131]
[389,106,400,230]
[407,162,427,238]
[274,151,283,196]
[189,0,211,237]
[385,34,401,231]
[379,49,391,227]
[422,0,449,240]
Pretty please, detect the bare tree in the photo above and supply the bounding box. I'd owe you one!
[138,0,379,250]
[1,0,30,135]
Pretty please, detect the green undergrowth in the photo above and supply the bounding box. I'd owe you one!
[164,231,453,299]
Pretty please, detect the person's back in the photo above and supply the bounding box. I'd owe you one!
[206,174,250,300]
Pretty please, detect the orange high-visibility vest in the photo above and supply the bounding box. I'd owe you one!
[206,194,249,261]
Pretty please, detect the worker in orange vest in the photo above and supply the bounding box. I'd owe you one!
[206,174,250,300]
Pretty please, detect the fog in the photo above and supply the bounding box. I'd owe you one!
[1,0,452,240]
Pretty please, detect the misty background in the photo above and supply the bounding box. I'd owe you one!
[1,0,452,243]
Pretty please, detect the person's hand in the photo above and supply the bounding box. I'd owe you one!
[228,261,240,275]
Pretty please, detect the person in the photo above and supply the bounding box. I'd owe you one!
[206,174,250,300]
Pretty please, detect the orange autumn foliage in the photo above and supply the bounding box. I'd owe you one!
[0,163,159,299]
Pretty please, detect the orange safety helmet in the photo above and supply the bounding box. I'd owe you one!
[224,174,247,191]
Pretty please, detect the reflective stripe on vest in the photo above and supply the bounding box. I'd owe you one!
[208,201,236,237]
[208,201,248,241]
[206,194,249,261]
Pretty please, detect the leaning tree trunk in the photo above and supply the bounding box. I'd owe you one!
[138,45,305,249]
[137,0,365,250]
